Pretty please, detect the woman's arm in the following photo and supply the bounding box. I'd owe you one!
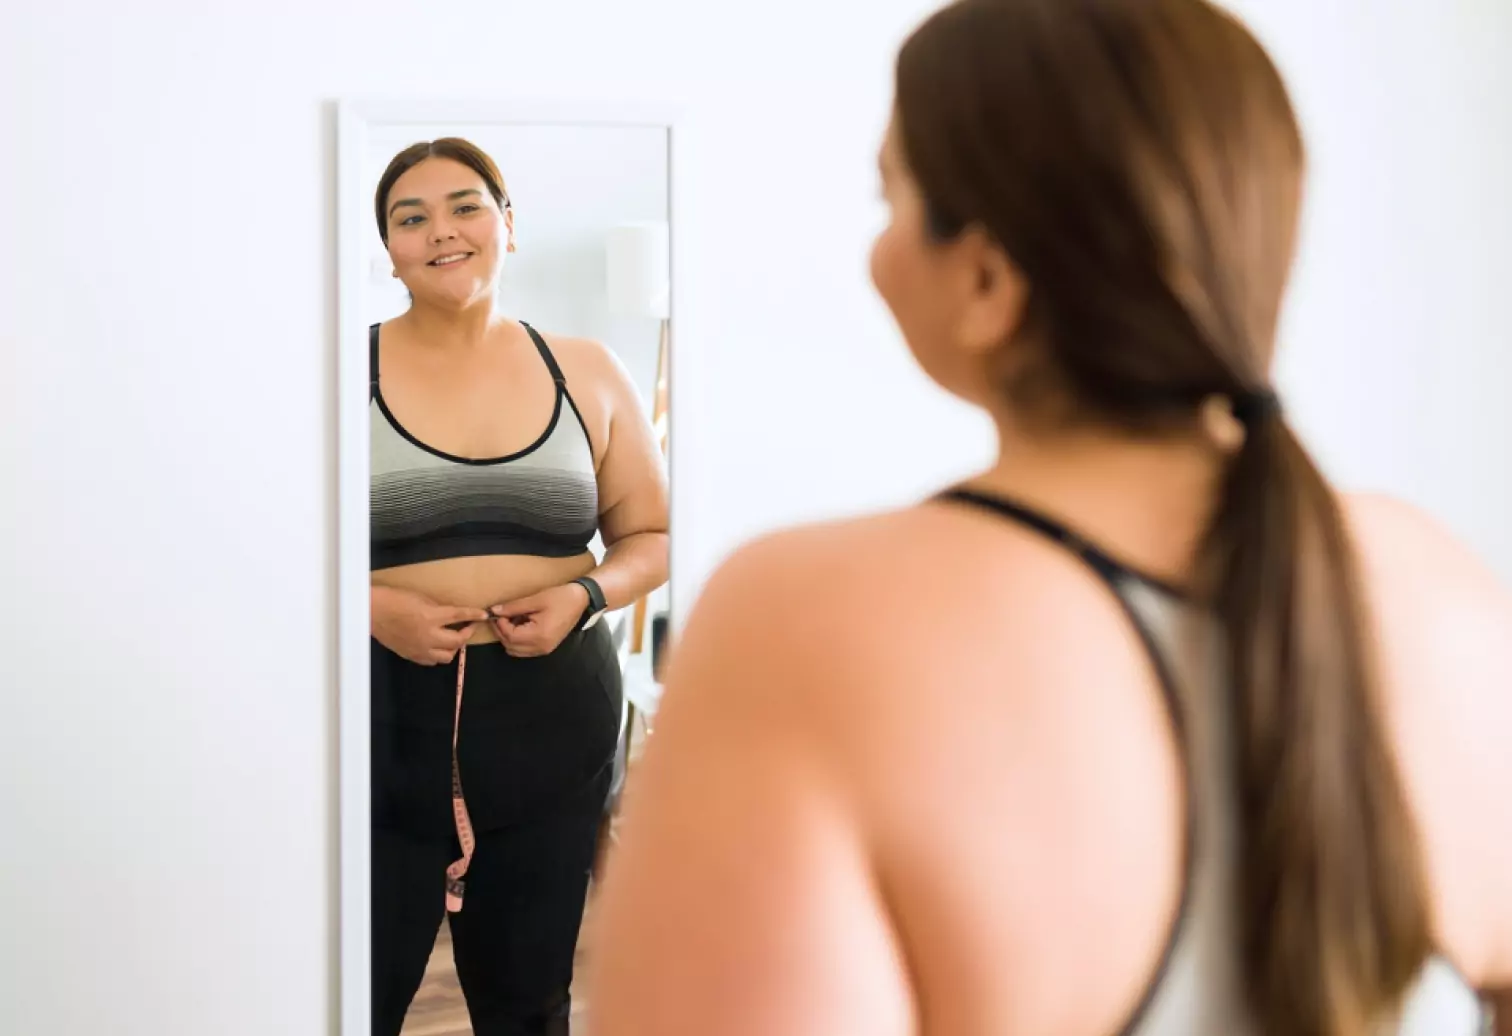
[585,532,915,1036]
[485,337,668,656]
[581,340,670,610]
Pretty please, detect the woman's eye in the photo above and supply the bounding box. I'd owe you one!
[400,215,425,226]
[456,204,480,215]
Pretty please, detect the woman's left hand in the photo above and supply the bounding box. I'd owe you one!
[488,581,591,657]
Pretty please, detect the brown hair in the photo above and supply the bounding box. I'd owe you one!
[896,1,1430,1032]
[373,137,511,246]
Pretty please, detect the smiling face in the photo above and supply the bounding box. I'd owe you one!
[382,156,515,311]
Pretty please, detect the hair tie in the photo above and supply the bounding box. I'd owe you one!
[1231,388,1281,428]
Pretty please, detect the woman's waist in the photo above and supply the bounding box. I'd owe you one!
[373,552,597,645]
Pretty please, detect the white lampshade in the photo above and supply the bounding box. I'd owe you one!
[605,221,670,320]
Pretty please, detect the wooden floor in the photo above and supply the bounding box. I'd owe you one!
[399,894,597,1036]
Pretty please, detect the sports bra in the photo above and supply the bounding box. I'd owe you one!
[937,487,1491,1036]
[369,320,599,572]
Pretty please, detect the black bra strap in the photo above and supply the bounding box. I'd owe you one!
[520,321,566,386]
[936,488,1188,601]
[368,323,381,400]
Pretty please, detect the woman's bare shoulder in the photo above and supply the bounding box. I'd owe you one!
[525,328,626,384]
[1343,491,1511,711]
[667,500,1164,766]
[694,497,1148,646]
[1345,493,1509,606]
[521,328,647,455]
[1343,492,1512,986]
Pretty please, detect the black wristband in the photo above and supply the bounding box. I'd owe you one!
[572,576,608,629]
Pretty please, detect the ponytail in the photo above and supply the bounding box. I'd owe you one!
[1211,406,1432,1035]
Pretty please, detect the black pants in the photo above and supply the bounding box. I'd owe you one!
[371,627,622,1036]
[371,769,611,1036]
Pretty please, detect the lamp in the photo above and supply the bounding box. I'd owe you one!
[604,221,671,657]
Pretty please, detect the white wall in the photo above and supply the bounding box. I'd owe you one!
[0,2,1507,1035]
[1238,0,1512,569]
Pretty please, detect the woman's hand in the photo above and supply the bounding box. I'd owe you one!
[489,582,591,658]
[371,584,490,666]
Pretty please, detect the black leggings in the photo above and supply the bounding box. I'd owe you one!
[371,768,611,1036]
[370,627,622,1036]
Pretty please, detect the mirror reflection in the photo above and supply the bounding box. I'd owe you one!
[362,122,672,1036]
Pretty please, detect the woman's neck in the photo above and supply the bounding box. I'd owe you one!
[963,414,1228,590]
[400,296,505,352]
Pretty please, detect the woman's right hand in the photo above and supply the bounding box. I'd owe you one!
[371,585,491,666]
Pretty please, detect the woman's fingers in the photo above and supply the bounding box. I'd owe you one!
[443,605,491,626]
[497,624,545,658]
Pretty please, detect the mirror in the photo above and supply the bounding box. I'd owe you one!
[337,100,676,1036]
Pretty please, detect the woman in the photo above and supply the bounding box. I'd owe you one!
[367,137,668,1036]
[588,2,1512,1034]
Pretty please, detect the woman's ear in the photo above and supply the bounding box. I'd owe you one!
[955,229,1027,357]
[505,207,517,254]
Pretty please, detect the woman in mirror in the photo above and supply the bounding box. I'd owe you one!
[367,137,669,1036]
[587,2,1512,1034]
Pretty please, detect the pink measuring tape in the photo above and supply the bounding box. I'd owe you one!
[444,645,476,913]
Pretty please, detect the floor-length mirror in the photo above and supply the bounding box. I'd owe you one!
[337,100,676,1036]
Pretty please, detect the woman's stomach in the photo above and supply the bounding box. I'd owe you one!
[371,551,597,645]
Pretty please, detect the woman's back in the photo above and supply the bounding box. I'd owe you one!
[589,489,1510,1036]
[835,489,1511,1034]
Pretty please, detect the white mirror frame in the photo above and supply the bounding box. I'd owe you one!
[334,97,680,1036]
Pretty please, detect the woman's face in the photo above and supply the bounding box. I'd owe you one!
[383,157,514,311]
[869,113,1028,409]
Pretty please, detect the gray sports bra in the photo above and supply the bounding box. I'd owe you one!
[939,487,1492,1036]
[369,320,599,572]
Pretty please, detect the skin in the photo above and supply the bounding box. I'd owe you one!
[585,115,1512,1034]
[368,156,669,663]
